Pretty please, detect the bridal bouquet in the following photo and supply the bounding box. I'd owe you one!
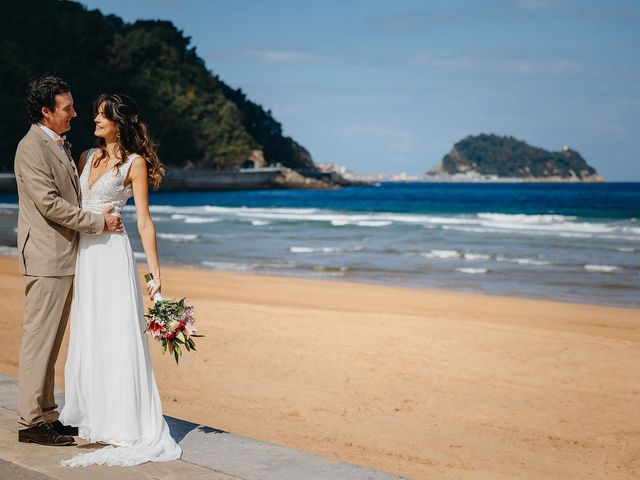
[143,273,202,364]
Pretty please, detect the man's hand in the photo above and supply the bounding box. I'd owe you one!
[102,206,123,233]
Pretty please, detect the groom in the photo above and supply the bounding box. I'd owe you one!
[14,76,123,446]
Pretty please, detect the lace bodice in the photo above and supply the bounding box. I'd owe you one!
[80,149,137,216]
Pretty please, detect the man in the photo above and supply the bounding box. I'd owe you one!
[14,76,122,446]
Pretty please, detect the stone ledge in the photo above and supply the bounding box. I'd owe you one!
[0,374,405,480]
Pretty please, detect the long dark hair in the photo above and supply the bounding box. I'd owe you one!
[93,93,164,190]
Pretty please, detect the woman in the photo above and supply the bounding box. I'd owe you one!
[59,94,182,466]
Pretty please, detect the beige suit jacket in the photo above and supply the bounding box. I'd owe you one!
[14,125,104,276]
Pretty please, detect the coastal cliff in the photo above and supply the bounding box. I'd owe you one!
[429,134,603,181]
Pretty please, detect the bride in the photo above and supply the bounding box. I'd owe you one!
[59,93,182,466]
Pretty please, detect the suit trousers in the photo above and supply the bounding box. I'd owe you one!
[17,275,73,428]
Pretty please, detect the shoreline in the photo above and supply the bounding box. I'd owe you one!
[0,167,358,193]
[2,252,638,309]
[344,176,609,183]
[161,258,640,310]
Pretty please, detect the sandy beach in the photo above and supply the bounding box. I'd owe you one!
[0,255,638,479]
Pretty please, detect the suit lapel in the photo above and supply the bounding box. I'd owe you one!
[30,125,80,197]
[64,146,82,202]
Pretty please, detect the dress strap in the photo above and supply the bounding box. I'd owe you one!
[121,153,141,180]
[82,148,96,175]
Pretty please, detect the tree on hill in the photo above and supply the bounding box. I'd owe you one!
[0,0,314,172]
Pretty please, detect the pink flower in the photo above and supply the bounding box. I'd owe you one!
[147,319,165,339]
[184,321,197,336]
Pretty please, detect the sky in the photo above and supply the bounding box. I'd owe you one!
[79,0,640,180]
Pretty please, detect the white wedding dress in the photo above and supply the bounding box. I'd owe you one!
[59,149,182,466]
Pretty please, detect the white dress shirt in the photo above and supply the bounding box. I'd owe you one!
[36,123,78,176]
[37,123,65,146]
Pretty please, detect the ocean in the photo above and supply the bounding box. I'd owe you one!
[1,182,639,307]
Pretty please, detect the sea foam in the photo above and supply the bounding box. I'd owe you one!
[157,233,199,242]
[146,205,640,241]
[455,268,488,274]
[420,249,461,259]
[289,246,364,254]
[0,246,17,256]
[584,264,621,273]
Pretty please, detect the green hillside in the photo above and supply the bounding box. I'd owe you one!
[0,0,314,172]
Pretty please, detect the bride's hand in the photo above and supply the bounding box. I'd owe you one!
[147,276,161,300]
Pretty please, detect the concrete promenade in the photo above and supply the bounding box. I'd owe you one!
[0,374,404,480]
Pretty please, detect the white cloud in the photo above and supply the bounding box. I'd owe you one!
[413,52,578,75]
[210,47,578,77]
[510,0,567,9]
[238,49,334,64]
[370,11,469,33]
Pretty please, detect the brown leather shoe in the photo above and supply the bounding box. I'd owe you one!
[50,420,78,436]
[18,423,75,446]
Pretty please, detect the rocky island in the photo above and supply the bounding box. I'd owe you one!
[429,134,604,182]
